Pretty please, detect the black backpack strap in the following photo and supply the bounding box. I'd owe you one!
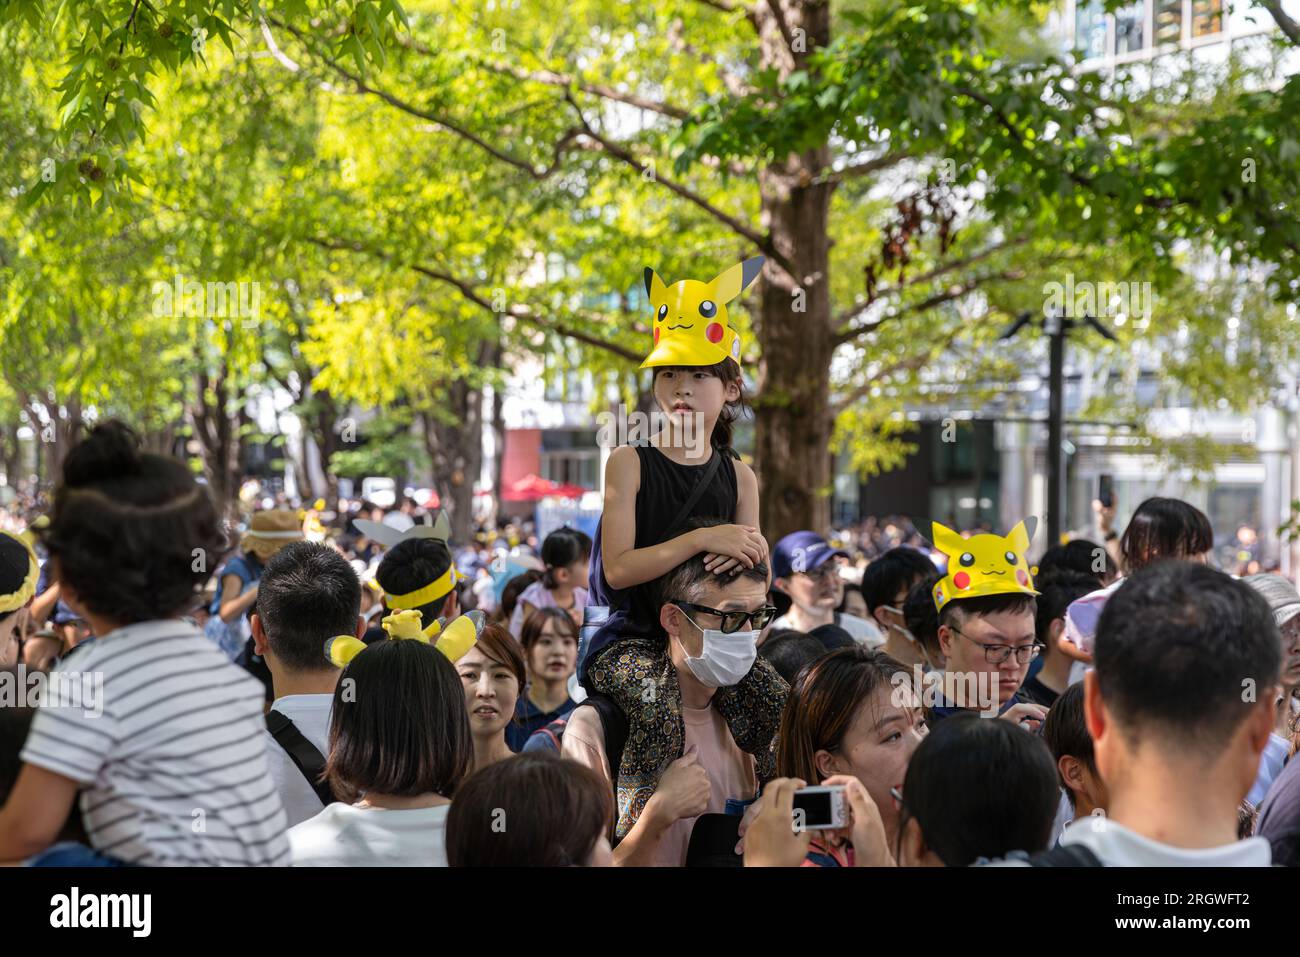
[1028,843,1103,867]
[663,448,724,539]
[265,709,336,808]
[580,694,629,788]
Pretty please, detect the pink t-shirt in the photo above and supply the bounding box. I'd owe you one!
[562,696,757,866]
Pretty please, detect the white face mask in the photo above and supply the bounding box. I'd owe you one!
[676,611,759,688]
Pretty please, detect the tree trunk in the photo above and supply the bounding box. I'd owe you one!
[0,418,20,488]
[420,351,487,542]
[312,392,341,504]
[752,0,835,540]
[189,363,243,519]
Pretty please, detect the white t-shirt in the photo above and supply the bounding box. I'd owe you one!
[289,802,451,866]
[1060,817,1272,866]
[265,694,333,828]
[21,619,289,866]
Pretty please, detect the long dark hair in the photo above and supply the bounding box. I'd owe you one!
[654,358,749,450]
[777,646,909,785]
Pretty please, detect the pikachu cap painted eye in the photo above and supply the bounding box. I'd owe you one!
[929,517,1041,612]
[640,257,764,370]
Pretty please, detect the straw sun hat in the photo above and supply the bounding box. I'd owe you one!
[240,509,305,561]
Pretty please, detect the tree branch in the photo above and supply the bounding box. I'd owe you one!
[828,150,913,183]
[763,0,797,52]
[564,94,790,273]
[692,0,760,31]
[270,17,577,179]
[835,269,1025,345]
[833,235,1029,334]
[398,38,692,121]
[303,236,643,363]
[1261,0,1300,46]
[831,327,962,415]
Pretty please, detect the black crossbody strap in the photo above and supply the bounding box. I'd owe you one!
[664,448,724,538]
[266,709,337,808]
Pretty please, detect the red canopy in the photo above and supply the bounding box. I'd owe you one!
[502,474,588,502]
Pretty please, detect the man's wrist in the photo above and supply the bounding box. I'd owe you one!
[641,793,673,832]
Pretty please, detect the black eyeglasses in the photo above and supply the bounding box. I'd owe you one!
[673,601,777,634]
[949,626,1042,665]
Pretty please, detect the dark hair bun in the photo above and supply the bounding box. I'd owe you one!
[62,421,143,487]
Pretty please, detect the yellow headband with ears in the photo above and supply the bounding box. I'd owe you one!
[0,531,39,615]
[382,565,460,610]
[324,608,484,668]
[930,518,1040,612]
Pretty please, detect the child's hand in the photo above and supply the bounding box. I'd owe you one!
[1056,633,1094,663]
[702,526,765,575]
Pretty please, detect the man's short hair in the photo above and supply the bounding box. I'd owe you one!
[758,631,828,685]
[1095,560,1281,752]
[938,592,1037,632]
[375,537,455,624]
[1036,539,1116,586]
[257,542,361,671]
[651,518,769,610]
[1041,682,1094,809]
[1034,569,1101,645]
[860,547,936,616]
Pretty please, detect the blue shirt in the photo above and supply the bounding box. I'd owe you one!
[929,692,1026,722]
[208,554,262,614]
[35,563,78,625]
[506,694,577,752]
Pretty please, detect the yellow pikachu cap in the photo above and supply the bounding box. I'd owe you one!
[324,609,485,668]
[641,257,764,370]
[930,518,1040,612]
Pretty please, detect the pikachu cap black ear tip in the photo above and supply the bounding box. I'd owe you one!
[643,266,656,296]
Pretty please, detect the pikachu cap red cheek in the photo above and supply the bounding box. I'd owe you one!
[640,256,764,370]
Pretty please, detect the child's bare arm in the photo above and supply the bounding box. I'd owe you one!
[1057,633,1094,663]
[601,448,762,590]
[704,462,767,578]
[218,573,257,624]
[602,448,708,590]
[0,764,80,860]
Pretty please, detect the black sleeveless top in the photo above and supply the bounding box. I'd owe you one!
[633,444,738,550]
[623,444,738,629]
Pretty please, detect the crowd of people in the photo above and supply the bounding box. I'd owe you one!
[0,257,1297,869]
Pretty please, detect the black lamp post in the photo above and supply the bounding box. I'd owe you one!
[1000,310,1117,546]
